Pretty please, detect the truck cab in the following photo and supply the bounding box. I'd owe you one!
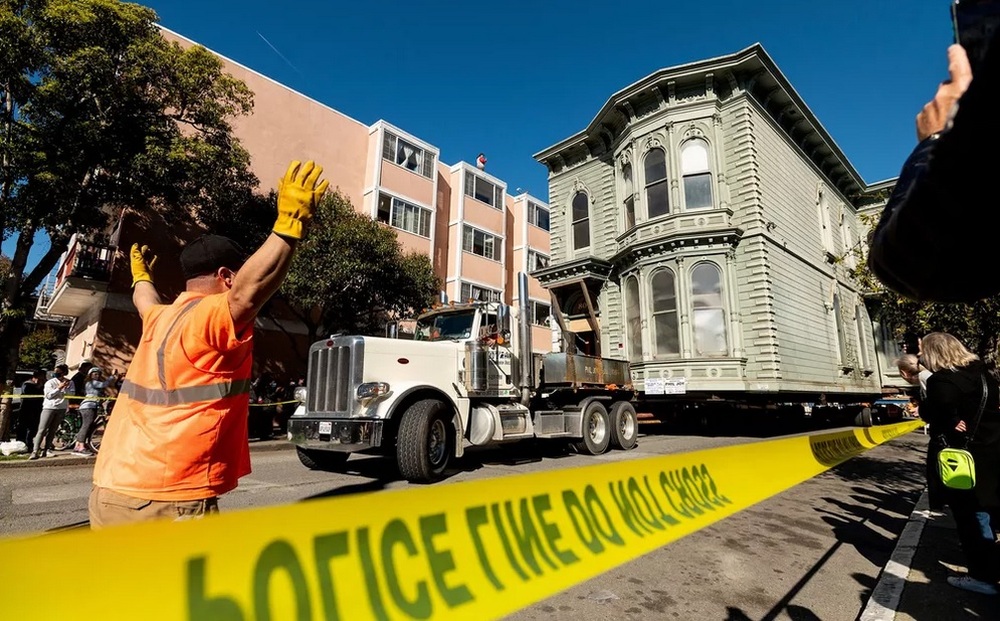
[288,275,638,482]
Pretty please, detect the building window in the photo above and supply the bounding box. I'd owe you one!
[681,140,713,210]
[528,250,549,271]
[644,149,669,219]
[464,172,503,209]
[651,269,680,356]
[462,225,502,261]
[461,282,501,302]
[531,301,551,326]
[622,163,635,230]
[841,218,856,268]
[624,277,643,362]
[832,292,849,367]
[382,131,434,178]
[528,201,550,231]
[855,304,870,370]
[691,263,728,356]
[571,192,590,250]
[377,193,432,238]
[817,189,836,255]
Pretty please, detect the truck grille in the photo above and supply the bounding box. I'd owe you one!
[306,337,365,416]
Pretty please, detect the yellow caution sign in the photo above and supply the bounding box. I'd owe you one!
[0,421,921,620]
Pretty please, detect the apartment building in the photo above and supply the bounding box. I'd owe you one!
[35,26,553,379]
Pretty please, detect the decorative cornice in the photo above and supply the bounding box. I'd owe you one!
[533,257,614,286]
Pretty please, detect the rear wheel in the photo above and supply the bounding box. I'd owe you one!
[609,401,638,450]
[855,407,874,428]
[295,446,350,471]
[573,401,611,455]
[397,399,452,483]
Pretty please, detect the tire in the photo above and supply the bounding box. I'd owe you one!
[52,411,80,451]
[295,446,350,471]
[855,407,874,428]
[609,401,638,450]
[573,401,612,455]
[397,399,452,483]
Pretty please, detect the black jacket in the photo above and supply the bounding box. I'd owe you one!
[922,361,1000,507]
[869,30,1000,302]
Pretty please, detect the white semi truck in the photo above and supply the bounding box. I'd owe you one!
[288,274,637,483]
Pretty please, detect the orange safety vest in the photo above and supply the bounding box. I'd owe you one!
[93,291,253,501]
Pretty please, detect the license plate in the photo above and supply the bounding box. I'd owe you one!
[318,421,333,435]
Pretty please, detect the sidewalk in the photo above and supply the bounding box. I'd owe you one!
[860,490,1000,620]
[0,436,293,469]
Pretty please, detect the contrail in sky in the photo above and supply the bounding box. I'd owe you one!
[256,31,304,76]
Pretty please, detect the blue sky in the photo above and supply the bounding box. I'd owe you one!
[5,0,954,273]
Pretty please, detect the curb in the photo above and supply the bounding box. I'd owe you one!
[858,489,930,621]
[0,438,295,469]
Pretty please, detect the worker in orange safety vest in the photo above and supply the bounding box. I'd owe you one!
[89,160,328,528]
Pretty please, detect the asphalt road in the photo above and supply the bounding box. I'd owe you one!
[0,426,928,620]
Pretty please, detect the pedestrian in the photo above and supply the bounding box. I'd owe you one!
[73,367,119,456]
[89,160,328,528]
[15,370,45,450]
[920,332,1000,595]
[30,364,71,460]
[868,32,1000,302]
[897,353,944,512]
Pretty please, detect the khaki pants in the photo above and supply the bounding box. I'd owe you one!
[88,486,219,529]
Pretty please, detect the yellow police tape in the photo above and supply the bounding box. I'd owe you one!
[0,420,921,620]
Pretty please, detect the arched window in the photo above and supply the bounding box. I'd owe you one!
[681,140,713,210]
[624,277,642,362]
[644,149,669,219]
[691,263,728,355]
[651,269,679,356]
[571,192,590,250]
[622,163,635,230]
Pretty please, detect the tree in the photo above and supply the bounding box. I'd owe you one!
[274,191,440,346]
[0,0,259,380]
[17,325,56,369]
[850,213,1000,363]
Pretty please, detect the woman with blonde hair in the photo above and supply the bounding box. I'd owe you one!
[921,332,1000,595]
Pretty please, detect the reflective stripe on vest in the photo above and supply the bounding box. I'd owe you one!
[121,297,251,407]
[120,377,252,407]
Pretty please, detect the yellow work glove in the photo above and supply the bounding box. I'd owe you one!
[273,160,330,240]
[130,243,156,287]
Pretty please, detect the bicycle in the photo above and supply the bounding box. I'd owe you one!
[52,400,112,454]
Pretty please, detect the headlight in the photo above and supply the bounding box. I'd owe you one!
[293,386,307,402]
[357,382,391,403]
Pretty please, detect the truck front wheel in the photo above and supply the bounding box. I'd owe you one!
[296,446,350,471]
[610,401,638,450]
[573,401,611,455]
[397,399,452,483]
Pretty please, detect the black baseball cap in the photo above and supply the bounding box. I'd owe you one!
[180,235,246,280]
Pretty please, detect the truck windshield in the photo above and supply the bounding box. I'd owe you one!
[415,311,477,342]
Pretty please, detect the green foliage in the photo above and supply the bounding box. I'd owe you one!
[0,0,260,379]
[18,326,57,369]
[850,213,1000,362]
[278,191,440,340]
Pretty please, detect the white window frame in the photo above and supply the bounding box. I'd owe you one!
[530,300,551,326]
[690,262,729,357]
[528,201,550,231]
[377,193,432,238]
[460,282,501,303]
[571,191,591,251]
[650,268,680,358]
[528,250,549,272]
[465,171,503,209]
[382,131,434,179]
[680,139,714,211]
[462,225,502,262]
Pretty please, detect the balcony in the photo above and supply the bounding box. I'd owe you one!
[44,238,115,317]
